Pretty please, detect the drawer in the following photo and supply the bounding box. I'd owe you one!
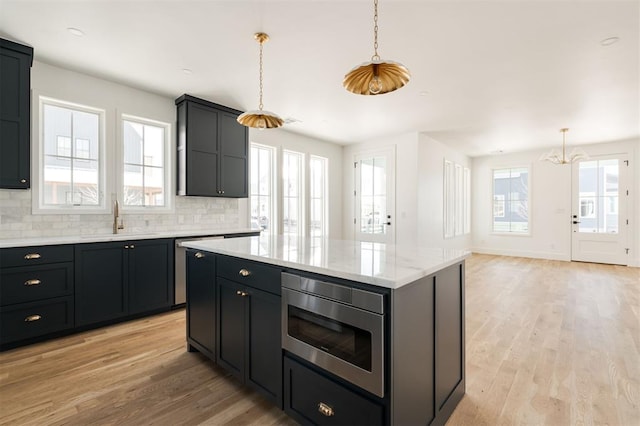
[0,296,74,344]
[1,263,74,306]
[0,245,73,268]
[217,255,281,295]
[284,356,385,426]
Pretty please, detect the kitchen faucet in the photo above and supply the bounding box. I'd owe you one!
[113,200,124,234]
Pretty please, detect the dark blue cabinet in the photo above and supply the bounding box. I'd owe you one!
[175,95,248,198]
[186,248,216,360]
[0,38,33,189]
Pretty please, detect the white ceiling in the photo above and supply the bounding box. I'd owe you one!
[1,0,638,156]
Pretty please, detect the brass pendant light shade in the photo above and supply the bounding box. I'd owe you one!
[237,109,284,128]
[344,59,411,95]
[344,0,410,95]
[237,32,283,129]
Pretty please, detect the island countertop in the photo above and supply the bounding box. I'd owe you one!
[181,235,470,289]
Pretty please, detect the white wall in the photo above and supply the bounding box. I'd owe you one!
[0,60,242,239]
[342,132,471,250]
[472,139,639,267]
[244,128,343,239]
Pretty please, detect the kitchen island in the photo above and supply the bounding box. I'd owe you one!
[182,235,470,425]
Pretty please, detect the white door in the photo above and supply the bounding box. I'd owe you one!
[571,155,629,265]
[354,148,395,244]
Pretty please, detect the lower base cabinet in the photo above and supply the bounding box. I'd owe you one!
[186,249,216,360]
[0,296,74,343]
[284,355,385,426]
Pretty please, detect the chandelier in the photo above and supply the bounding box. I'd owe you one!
[540,128,589,164]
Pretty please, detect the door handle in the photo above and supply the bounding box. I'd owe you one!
[572,221,581,224]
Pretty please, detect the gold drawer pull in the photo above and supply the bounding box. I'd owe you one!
[24,253,41,260]
[318,402,334,417]
[24,279,42,286]
[239,269,251,277]
[195,252,205,259]
[236,290,248,297]
[24,314,42,322]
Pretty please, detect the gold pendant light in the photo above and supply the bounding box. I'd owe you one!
[540,128,589,164]
[237,32,283,129]
[343,0,410,95]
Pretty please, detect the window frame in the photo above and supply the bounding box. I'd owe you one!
[249,142,277,234]
[491,165,531,236]
[309,155,329,237]
[282,149,304,236]
[119,113,172,212]
[32,96,108,214]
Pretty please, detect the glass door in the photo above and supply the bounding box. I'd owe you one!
[571,155,629,265]
[354,148,395,244]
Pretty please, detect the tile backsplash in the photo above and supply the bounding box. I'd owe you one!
[0,189,240,239]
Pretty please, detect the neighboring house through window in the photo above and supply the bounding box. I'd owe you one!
[492,167,530,233]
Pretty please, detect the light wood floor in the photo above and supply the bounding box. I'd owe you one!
[1,254,638,425]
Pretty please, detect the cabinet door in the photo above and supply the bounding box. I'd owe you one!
[246,286,282,406]
[0,41,32,189]
[216,277,246,380]
[75,242,128,326]
[186,102,219,196]
[128,239,174,315]
[219,111,248,197]
[186,249,216,358]
[435,264,464,411]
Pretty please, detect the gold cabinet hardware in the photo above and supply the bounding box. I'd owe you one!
[236,290,248,297]
[318,402,334,417]
[195,252,205,259]
[20,179,27,183]
[130,245,135,249]
[24,253,41,260]
[24,279,42,286]
[24,314,42,322]
[124,245,129,249]
[239,269,251,277]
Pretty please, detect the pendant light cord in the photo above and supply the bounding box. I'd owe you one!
[372,0,380,60]
[258,40,264,111]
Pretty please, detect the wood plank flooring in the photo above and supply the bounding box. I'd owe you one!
[1,254,638,425]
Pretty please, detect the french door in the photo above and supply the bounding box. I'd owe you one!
[571,155,629,265]
[354,148,395,244]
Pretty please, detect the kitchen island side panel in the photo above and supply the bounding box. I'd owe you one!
[390,261,465,426]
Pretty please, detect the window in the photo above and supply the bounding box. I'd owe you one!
[283,150,303,236]
[122,117,169,207]
[444,160,471,238]
[577,159,619,233]
[309,156,328,237]
[250,143,275,233]
[492,167,529,233]
[39,98,104,209]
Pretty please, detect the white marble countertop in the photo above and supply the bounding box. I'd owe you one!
[0,228,261,249]
[182,235,470,289]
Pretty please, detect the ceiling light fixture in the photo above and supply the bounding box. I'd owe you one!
[343,0,410,95]
[67,27,84,37]
[600,36,620,46]
[237,32,283,129]
[540,128,589,165]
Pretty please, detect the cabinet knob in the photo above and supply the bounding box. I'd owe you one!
[318,402,334,417]
[24,253,41,260]
[130,244,135,249]
[221,190,225,194]
[239,269,251,277]
[236,290,248,297]
[20,179,27,183]
[195,252,205,259]
[24,279,42,286]
[124,245,129,249]
[24,314,42,322]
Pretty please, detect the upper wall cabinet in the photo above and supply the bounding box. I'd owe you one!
[0,38,33,189]
[176,94,248,198]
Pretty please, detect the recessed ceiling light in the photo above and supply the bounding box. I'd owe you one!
[600,36,620,46]
[182,68,193,75]
[67,27,84,37]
